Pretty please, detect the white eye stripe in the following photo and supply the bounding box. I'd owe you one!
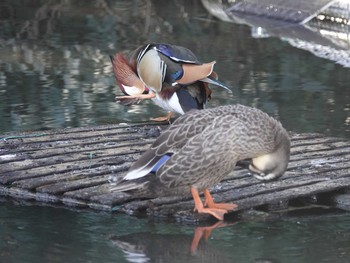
[160,60,166,83]
[137,44,151,64]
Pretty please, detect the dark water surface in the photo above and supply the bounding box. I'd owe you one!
[1,0,350,262]
[1,201,350,262]
[0,0,349,137]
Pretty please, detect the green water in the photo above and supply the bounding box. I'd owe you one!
[0,0,349,137]
[1,0,350,262]
[1,201,350,262]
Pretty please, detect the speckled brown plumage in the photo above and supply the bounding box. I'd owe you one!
[111,104,291,220]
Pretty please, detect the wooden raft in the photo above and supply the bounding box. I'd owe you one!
[1,123,350,221]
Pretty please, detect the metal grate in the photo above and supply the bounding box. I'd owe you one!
[228,0,338,24]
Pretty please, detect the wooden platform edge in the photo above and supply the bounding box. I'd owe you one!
[1,123,350,222]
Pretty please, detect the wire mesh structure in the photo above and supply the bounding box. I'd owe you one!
[228,0,338,23]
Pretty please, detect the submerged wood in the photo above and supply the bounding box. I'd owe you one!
[1,123,350,221]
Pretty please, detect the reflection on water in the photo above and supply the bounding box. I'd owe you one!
[1,201,350,262]
[0,0,349,137]
[111,232,233,263]
[112,221,235,260]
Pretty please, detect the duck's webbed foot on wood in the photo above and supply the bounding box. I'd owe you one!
[204,189,238,211]
[191,187,228,221]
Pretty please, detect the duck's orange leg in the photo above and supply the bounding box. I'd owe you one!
[191,221,238,253]
[150,112,174,122]
[190,226,205,254]
[204,189,238,211]
[191,187,227,221]
[190,221,227,253]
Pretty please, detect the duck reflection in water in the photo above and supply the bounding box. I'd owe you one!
[110,221,279,262]
[110,222,233,262]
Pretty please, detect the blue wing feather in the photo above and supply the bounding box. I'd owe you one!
[154,44,200,64]
[150,154,173,174]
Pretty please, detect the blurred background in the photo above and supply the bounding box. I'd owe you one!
[0,0,349,138]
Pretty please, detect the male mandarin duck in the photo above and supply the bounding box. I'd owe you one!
[110,43,231,121]
[110,104,291,220]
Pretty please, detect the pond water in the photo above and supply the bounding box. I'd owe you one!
[0,0,350,262]
[1,201,350,262]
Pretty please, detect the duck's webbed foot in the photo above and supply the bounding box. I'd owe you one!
[203,189,238,211]
[191,187,228,221]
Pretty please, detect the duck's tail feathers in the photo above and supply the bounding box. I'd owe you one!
[201,76,232,93]
[123,149,169,180]
[123,151,172,181]
[110,180,149,193]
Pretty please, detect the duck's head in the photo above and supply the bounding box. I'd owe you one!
[110,53,147,96]
[249,138,290,181]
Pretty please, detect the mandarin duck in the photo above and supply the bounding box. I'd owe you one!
[110,43,231,121]
[110,104,291,220]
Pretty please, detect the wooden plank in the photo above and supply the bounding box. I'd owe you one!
[115,170,349,213]
[0,123,162,185]
[1,123,350,221]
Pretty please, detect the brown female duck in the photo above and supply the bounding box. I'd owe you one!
[111,104,290,220]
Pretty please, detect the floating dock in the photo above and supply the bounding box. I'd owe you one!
[1,123,350,221]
